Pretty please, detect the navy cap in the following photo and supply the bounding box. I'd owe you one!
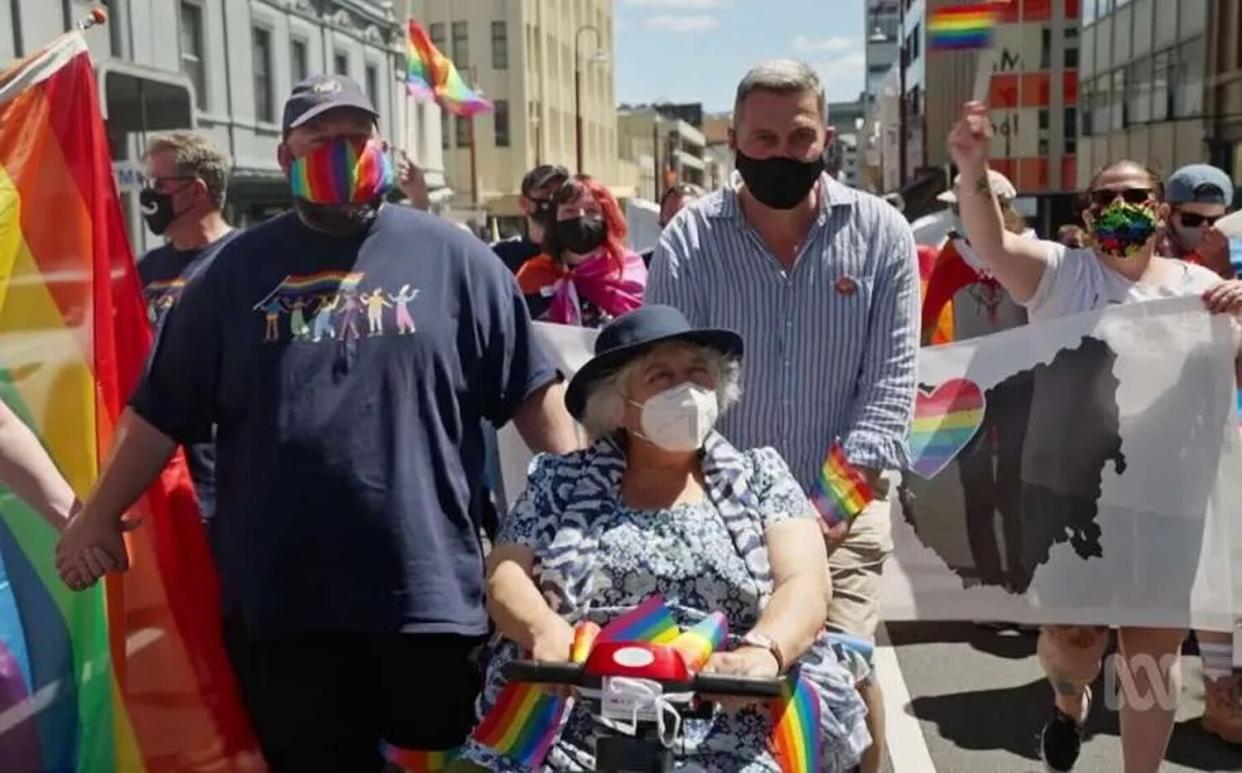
[1167,164,1234,205]
[282,74,378,132]
[521,164,570,197]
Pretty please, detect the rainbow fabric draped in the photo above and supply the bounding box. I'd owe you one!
[406,20,492,117]
[0,32,261,771]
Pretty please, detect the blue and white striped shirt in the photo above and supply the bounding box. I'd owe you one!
[648,175,919,490]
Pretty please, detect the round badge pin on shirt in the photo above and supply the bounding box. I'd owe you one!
[835,276,858,296]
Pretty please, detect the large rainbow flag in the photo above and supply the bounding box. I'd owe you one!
[406,19,493,117]
[0,32,261,770]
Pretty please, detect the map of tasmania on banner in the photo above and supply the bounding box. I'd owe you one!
[883,295,1242,632]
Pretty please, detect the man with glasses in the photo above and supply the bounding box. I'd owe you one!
[137,131,238,521]
[1162,164,1235,279]
[491,164,570,273]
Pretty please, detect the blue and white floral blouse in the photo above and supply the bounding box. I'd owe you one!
[458,431,871,772]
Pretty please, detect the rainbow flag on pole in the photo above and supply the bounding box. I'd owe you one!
[0,32,260,770]
[406,20,492,117]
[928,3,999,51]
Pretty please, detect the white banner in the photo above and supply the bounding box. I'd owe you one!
[502,301,1242,634]
[882,296,1242,632]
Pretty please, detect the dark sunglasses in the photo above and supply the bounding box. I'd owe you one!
[1175,211,1222,228]
[1088,188,1154,207]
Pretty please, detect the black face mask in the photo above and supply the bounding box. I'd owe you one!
[139,185,192,235]
[530,198,556,225]
[293,198,379,237]
[554,216,607,255]
[734,150,825,210]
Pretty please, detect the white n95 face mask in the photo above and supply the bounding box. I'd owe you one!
[630,382,719,452]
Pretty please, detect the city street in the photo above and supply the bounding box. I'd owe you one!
[878,622,1242,771]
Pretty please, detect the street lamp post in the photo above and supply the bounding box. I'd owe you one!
[574,24,606,175]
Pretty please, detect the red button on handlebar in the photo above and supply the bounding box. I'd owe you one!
[583,642,691,683]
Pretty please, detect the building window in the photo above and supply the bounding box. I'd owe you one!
[441,111,451,150]
[179,2,207,110]
[456,115,471,147]
[1040,27,1052,69]
[430,23,446,51]
[290,38,309,84]
[494,99,510,147]
[365,63,379,107]
[1174,37,1205,118]
[1111,68,1126,129]
[1127,56,1152,124]
[1065,44,1080,69]
[452,21,469,70]
[1065,106,1078,154]
[334,51,349,76]
[1151,49,1171,121]
[492,21,509,70]
[253,27,274,123]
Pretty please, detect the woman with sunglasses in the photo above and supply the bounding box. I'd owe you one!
[1161,164,1235,280]
[949,101,1242,772]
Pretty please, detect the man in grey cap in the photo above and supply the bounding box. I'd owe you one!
[1163,163,1235,278]
[57,74,579,770]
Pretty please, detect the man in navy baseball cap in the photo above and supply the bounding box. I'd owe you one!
[1164,163,1235,276]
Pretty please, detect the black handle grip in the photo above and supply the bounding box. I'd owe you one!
[502,660,586,686]
[692,672,786,697]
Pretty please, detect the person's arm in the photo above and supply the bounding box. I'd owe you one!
[57,258,225,589]
[744,518,830,665]
[948,101,1051,303]
[485,544,574,661]
[0,401,76,529]
[843,212,919,479]
[512,381,579,455]
[484,453,576,662]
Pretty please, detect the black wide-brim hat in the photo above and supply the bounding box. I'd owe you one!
[565,305,743,420]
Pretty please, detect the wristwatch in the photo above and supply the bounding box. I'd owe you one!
[739,630,786,674]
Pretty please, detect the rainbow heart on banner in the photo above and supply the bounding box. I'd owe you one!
[909,378,986,479]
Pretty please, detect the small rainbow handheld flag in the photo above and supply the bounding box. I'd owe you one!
[768,674,823,773]
[928,3,998,51]
[406,20,492,116]
[471,682,568,768]
[598,595,682,645]
[382,743,461,772]
[809,441,875,528]
[571,620,601,663]
[670,612,729,671]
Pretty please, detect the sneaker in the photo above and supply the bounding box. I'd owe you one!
[1203,675,1242,745]
[1041,688,1089,772]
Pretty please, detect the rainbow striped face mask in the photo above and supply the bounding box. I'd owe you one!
[288,135,394,205]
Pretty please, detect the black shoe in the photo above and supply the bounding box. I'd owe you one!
[1040,689,1089,772]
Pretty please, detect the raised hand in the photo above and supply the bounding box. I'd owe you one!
[947,101,992,173]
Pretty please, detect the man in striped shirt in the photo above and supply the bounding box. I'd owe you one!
[649,60,918,773]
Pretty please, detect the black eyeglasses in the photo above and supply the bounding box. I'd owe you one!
[1088,188,1154,207]
[1175,211,1223,228]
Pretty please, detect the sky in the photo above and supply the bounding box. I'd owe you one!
[613,0,868,114]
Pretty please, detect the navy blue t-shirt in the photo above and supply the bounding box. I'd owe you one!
[490,235,542,274]
[137,232,239,521]
[131,206,557,637]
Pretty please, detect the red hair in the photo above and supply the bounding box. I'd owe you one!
[544,175,629,275]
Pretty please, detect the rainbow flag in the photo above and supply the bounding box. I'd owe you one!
[598,595,681,645]
[0,32,259,770]
[382,742,460,772]
[470,681,567,767]
[928,4,998,51]
[406,20,492,117]
[768,675,822,773]
[670,612,728,671]
[571,620,601,664]
[809,441,875,528]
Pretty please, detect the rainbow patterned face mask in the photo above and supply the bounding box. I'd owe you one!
[289,135,394,205]
[1088,200,1158,259]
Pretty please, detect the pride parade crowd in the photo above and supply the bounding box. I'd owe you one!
[0,55,1239,773]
